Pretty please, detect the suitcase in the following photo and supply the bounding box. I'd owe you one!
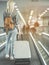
[13,41,31,65]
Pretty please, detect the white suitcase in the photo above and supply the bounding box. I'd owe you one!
[13,41,31,65]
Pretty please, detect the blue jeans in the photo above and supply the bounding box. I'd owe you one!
[5,28,18,56]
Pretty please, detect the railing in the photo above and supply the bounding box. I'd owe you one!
[0,27,6,50]
[42,32,49,36]
[38,41,49,56]
[36,26,49,33]
[29,32,49,65]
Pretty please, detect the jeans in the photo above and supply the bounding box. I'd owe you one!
[5,28,18,56]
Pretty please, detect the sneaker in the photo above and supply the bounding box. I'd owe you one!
[10,56,14,60]
[5,54,9,58]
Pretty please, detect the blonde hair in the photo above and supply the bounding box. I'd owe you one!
[7,0,15,14]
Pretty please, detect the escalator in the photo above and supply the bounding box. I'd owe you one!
[31,32,49,65]
[0,28,6,58]
[0,33,42,65]
[38,41,49,65]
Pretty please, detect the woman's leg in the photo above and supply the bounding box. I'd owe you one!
[10,28,17,59]
[5,31,12,58]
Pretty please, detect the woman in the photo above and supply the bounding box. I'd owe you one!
[4,0,18,60]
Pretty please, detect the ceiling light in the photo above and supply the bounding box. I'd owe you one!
[30,10,33,16]
[38,17,41,20]
[47,8,49,10]
[16,8,19,11]
[29,16,32,20]
[44,10,47,13]
[14,5,18,8]
[39,10,47,17]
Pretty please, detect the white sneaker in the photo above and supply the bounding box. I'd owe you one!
[10,56,14,60]
[5,54,9,58]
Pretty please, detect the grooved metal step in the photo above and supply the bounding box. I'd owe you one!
[38,41,49,65]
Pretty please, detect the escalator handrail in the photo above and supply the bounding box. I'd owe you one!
[38,41,49,56]
[29,32,47,65]
[42,32,49,36]
[0,33,6,37]
[0,41,6,48]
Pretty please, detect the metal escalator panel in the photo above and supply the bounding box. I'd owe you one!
[38,41,49,65]
[0,35,6,43]
[0,28,6,50]
[30,32,49,65]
